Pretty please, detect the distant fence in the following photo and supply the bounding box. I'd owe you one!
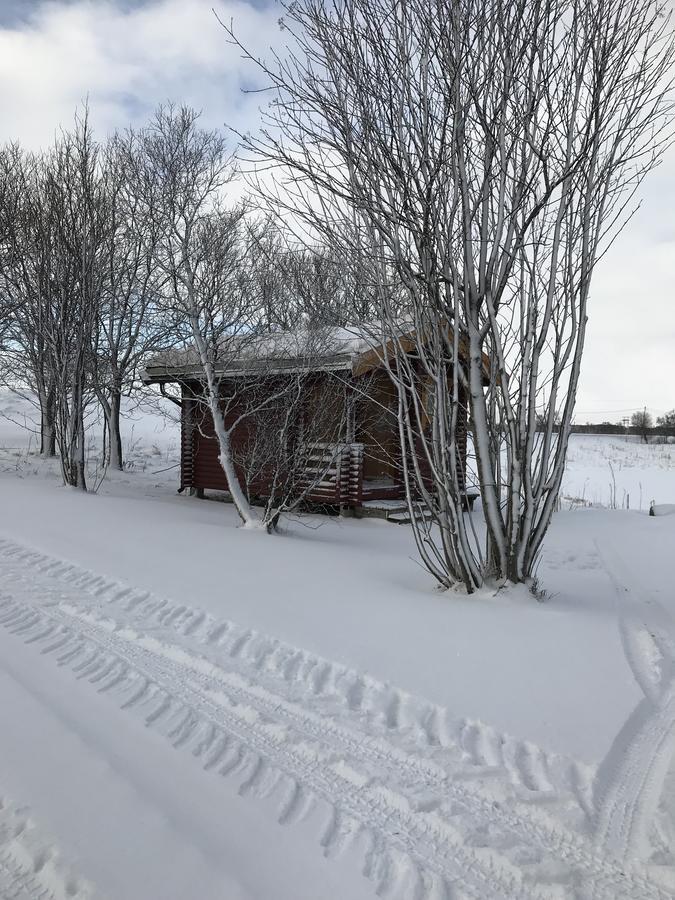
[469,421,675,439]
[569,424,675,438]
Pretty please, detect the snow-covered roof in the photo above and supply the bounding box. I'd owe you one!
[142,324,395,384]
[141,319,490,385]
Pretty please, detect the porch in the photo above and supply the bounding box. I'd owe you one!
[299,441,406,508]
[298,442,479,513]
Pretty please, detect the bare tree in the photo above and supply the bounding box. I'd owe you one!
[0,145,61,456]
[0,112,110,485]
[0,147,19,353]
[45,112,108,489]
[631,408,653,443]
[91,132,170,471]
[246,222,383,329]
[133,106,290,528]
[231,0,675,590]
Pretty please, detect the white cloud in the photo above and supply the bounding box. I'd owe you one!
[0,0,279,146]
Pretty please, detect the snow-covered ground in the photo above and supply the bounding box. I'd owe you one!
[0,387,674,899]
[561,433,674,511]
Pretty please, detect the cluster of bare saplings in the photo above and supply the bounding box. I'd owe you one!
[1,0,674,593]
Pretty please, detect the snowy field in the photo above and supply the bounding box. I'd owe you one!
[0,387,674,899]
[561,433,674,511]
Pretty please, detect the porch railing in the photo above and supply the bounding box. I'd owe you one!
[299,441,364,507]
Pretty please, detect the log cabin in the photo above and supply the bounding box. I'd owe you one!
[142,326,483,514]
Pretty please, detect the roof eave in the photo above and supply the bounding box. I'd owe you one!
[142,354,353,385]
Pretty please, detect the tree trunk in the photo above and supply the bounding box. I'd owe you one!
[39,387,57,457]
[41,416,55,458]
[208,392,261,528]
[189,315,262,528]
[97,391,123,470]
[76,401,87,491]
[62,373,88,491]
[108,392,123,471]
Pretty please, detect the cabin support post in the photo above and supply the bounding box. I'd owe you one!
[345,382,356,444]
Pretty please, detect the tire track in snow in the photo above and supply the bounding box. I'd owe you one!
[0,791,93,900]
[0,592,555,900]
[0,539,593,805]
[0,539,672,899]
[593,540,675,868]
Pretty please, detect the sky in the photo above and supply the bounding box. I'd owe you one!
[0,0,673,423]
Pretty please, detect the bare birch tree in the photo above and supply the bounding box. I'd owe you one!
[133,106,294,528]
[231,0,675,590]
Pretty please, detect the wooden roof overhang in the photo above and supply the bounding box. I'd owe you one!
[141,354,354,386]
[142,327,491,387]
[351,331,491,385]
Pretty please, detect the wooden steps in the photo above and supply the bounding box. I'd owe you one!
[357,500,431,525]
[358,492,480,525]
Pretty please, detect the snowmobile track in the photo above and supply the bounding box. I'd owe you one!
[0,537,672,900]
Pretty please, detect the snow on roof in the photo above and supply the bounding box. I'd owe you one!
[141,318,492,385]
[143,323,397,382]
[228,324,379,359]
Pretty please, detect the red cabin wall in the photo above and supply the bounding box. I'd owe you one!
[180,377,470,503]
